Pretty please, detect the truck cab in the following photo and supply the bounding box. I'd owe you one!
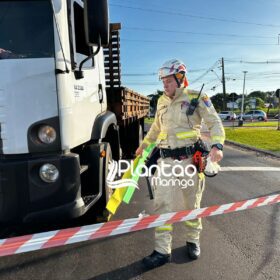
[0,0,127,224]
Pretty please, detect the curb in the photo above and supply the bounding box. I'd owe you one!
[225,140,280,159]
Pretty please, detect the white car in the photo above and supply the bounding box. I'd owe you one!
[218,111,237,121]
[237,110,267,121]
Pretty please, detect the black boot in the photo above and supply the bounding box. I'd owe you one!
[142,250,171,269]
[186,242,200,260]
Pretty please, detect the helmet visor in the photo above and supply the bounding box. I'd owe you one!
[158,67,174,79]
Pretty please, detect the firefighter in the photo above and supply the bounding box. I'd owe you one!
[135,59,225,269]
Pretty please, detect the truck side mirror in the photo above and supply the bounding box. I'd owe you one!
[84,0,109,47]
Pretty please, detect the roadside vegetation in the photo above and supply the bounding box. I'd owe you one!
[225,127,280,152]
[244,121,278,127]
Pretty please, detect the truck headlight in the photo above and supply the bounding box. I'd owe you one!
[38,125,56,144]
[39,164,59,183]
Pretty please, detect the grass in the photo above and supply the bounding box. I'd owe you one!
[244,121,279,127]
[225,127,280,152]
[267,108,279,115]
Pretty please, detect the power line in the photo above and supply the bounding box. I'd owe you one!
[194,71,280,90]
[234,76,280,80]
[123,27,276,39]
[122,68,209,76]
[190,61,221,85]
[228,72,280,77]
[122,70,280,78]
[123,78,279,87]
[192,78,220,89]
[224,59,280,64]
[123,66,280,88]
[252,73,280,77]
[123,73,157,77]
[124,82,159,85]
[123,39,277,46]
[110,4,280,28]
[123,70,280,87]
[189,68,210,73]
[124,78,230,87]
[205,83,222,92]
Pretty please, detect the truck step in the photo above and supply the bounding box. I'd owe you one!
[80,165,88,174]
[82,195,98,207]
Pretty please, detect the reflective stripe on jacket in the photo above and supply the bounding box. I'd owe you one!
[141,87,225,149]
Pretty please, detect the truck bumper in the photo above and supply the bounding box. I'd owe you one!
[0,153,86,223]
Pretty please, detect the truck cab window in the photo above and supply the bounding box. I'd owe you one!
[73,2,94,67]
[0,0,54,59]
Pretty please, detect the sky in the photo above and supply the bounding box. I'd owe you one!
[109,0,280,97]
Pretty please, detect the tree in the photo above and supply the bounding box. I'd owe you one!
[265,91,275,103]
[210,93,225,111]
[255,97,265,108]
[248,91,266,101]
[242,97,264,110]
[228,92,239,101]
[149,90,163,115]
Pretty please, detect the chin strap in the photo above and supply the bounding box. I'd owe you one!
[174,73,189,88]
[173,74,181,88]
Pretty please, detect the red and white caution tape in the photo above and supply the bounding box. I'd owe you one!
[0,193,279,257]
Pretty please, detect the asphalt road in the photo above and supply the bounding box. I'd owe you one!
[0,144,279,280]
[0,144,280,280]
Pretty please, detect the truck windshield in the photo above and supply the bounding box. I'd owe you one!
[0,0,54,59]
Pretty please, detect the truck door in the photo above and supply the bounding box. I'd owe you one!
[65,0,106,148]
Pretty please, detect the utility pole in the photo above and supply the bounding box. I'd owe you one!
[221,57,226,111]
[239,71,248,126]
[276,89,280,130]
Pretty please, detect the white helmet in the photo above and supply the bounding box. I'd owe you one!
[158,59,187,80]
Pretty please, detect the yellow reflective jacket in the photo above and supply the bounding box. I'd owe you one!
[140,87,225,149]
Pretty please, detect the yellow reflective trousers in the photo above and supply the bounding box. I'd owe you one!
[152,157,205,255]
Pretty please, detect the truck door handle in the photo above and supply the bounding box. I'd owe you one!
[98,84,103,103]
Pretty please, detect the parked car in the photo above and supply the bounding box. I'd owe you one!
[218,111,237,120]
[274,114,279,119]
[237,110,267,121]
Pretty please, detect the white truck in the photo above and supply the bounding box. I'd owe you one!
[0,0,149,225]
